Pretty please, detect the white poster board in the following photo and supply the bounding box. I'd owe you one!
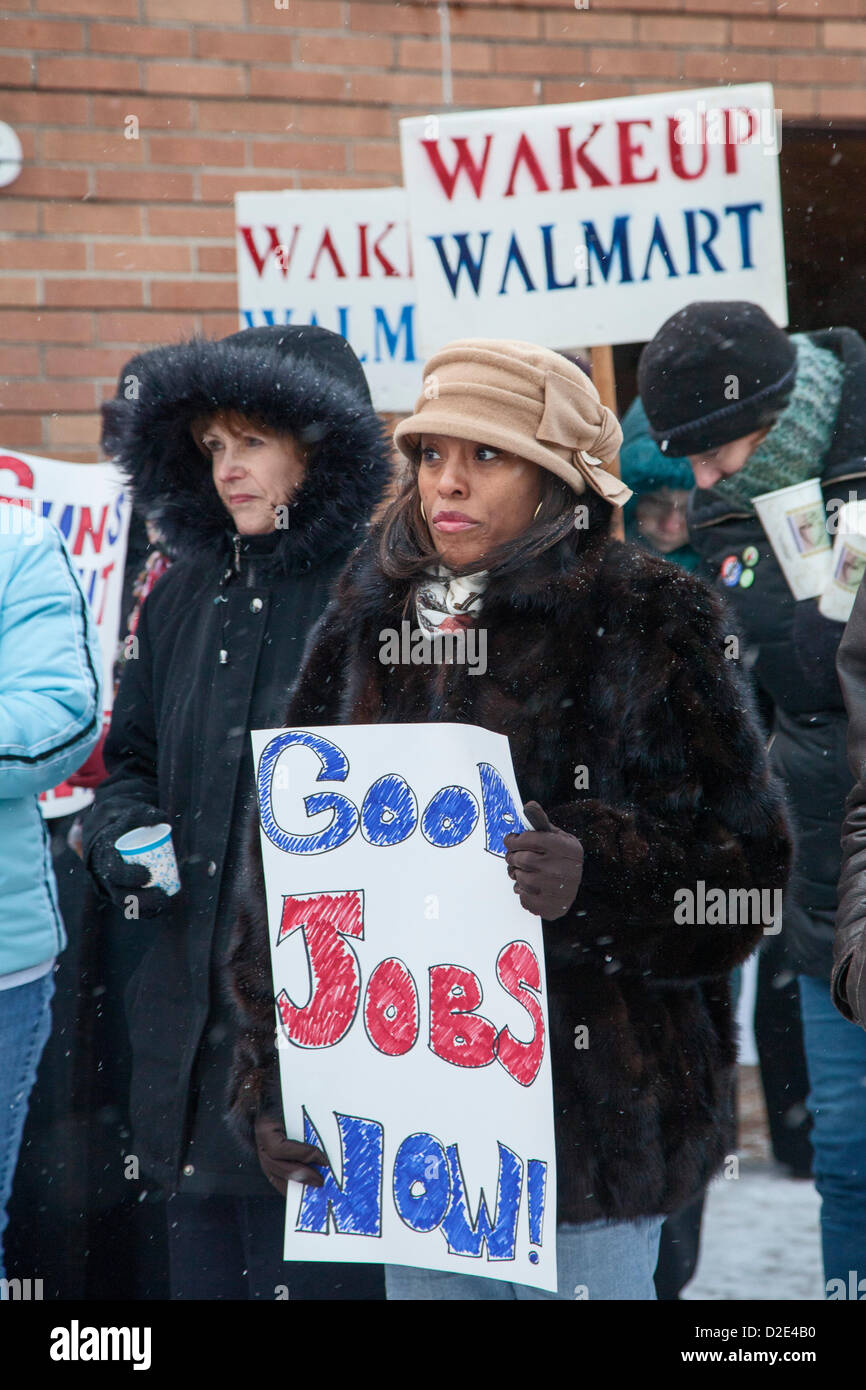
[0,448,131,818]
[252,721,558,1292]
[401,84,787,353]
[235,187,421,412]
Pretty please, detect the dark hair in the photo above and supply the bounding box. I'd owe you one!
[377,456,608,584]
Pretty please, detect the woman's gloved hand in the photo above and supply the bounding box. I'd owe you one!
[254,1113,328,1196]
[88,805,174,916]
[503,800,584,920]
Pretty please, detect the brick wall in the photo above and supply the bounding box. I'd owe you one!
[1,0,865,459]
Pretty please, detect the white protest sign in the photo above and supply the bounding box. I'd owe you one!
[252,721,558,1291]
[235,187,421,412]
[401,84,787,353]
[0,448,131,818]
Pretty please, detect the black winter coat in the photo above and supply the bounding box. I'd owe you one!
[227,498,792,1226]
[688,327,866,979]
[81,342,391,1192]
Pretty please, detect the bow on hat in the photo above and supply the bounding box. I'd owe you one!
[537,370,632,506]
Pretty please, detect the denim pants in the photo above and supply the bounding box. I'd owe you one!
[385,1215,664,1300]
[798,973,866,1292]
[0,971,54,1285]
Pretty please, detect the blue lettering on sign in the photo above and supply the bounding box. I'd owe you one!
[429,232,491,297]
[360,773,418,847]
[392,1132,451,1233]
[421,784,479,848]
[373,304,416,363]
[440,1141,523,1259]
[258,729,358,855]
[296,1110,384,1237]
[477,762,523,856]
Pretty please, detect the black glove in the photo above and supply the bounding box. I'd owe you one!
[254,1112,327,1196]
[503,801,585,920]
[89,805,174,916]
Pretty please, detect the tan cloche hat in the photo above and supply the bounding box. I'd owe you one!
[394,338,632,507]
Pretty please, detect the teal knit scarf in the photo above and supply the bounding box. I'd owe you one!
[712,335,844,512]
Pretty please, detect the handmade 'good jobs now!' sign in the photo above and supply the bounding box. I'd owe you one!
[251,721,558,1292]
[400,83,787,353]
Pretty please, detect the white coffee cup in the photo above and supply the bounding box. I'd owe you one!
[115,822,181,896]
[819,500,866,623]
[753,477,832,600]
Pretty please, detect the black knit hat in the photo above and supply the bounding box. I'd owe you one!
[637,301,797,456]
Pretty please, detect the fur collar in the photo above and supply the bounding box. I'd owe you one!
[101,337,393,574]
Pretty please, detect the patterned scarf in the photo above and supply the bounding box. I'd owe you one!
[713,335,844,513]
[415,566,488,636]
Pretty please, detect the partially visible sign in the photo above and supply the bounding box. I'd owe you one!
[235,188,421,411]
[0,449,131,818]
[0,122,22,188]
[400,84,787,352]
[253,721,558,1291]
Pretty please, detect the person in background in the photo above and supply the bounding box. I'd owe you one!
[639,300,866,1294]
[0,503,102,1289]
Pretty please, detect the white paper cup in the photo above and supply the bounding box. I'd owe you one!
[115,822,181,896]
[753,478,832,600]
[819,500,866,622]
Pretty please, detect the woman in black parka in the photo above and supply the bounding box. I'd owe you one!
[226,337,792,1300]
[82,326,391,1300]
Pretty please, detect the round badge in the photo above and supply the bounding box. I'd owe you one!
[721,555,742,587]
[742,546,759,568]
[739,568,755,589]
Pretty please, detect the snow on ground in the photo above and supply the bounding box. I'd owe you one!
[683,1158,823,1301]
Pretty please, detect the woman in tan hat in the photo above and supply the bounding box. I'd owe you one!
[227,338,792,1300]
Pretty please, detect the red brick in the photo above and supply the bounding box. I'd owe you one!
[196,245,235,273]
[0,279,39,306]
[639,15,729,44]
[347,72,450,106]
[684,0,770,9]
[91,95,194,130]
[451,8,542,40]
[250,139,346,170]
[89,23,192,57]
[490,42,587,77]
[449,76,540,108]
[351,141,402,174]
[541,78,634,105]
[45,415,102,448]
[0,203,39,232]
[0,415,44,447]
[248,69,348,102]
[94,170,195,201]
[250,0,344,27]
[198,313,239,338]
[144,61,247,97]
[42,203,143,235]
[0,240,86,270]
[296,34,394,67]
[777,52,863,82]
[0,57,33,87]
[147,205,234,237]
[197,100,299,134]
[199,171,312,199]
[0,380,97,410]
[195,30,295,63]
[782,0,862,12]
[98,310,198,341]
[44,279,145,308]
[542,11,636,41]
[297,172,386,189]
[145,0,244,22]
[347,3,440,36]
[92,242,192,272]
[148,135,245,166]
[7,168,89,199]
[824,21,866,48]
[296,104,392,137]
[0,311,93,343]
[589,46,682,80]
[38,56,141,90]
[732,18,819,47]
[150,280,237,309]
[397,39,492,73]
[683,52,774,83]
[0,18,84,48]
[4,91,89,123]
[45,346,131,376]
[36,0,137,16]
[40,129,145,163]
[0,346,40,375]
[816,83,866,116]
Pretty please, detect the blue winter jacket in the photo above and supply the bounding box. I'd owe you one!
[0,504,102,975]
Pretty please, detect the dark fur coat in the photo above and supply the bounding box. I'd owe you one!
[227,501,792,1224]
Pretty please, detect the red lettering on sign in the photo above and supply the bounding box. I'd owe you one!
[420,135,493,201]
[364,956,419,1056]
[428,963,497,1068]
[275,889,364,1049]
[494,941,545,1087]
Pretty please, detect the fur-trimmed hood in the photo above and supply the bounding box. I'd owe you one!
[101,329,393,575]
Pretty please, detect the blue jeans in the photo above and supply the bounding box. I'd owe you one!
[798,973,866,1292]
[385,1215,664,1300]
[0,971,54,1285]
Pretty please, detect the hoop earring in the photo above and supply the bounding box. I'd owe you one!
[533,500,543,519]
[420,500,427,522]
